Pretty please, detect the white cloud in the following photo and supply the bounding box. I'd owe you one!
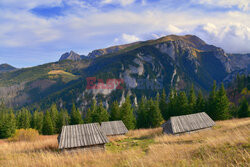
[0,0,250,67]
[115,34,140,43]
[166,25,183,34]
[101,0,135,6]
[0,0,62,10]
[193,0,250,11]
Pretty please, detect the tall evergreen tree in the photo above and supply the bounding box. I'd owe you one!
[137,97,148,128]
[208,81,217,119]
[57,109,69,133]
[85,100,97,123]
[195,90,206,113]
[147,98,163,128]
[42,110,54,135]
[176,92,188,116]
[70,103,83,125]
[159,89,168,120]
[91,101,109,123]
[120,96,136,130]
[238,97,249,118]
[214,83,230,120]
[110,101,120,121]
[167,89,177,117]
[0,109,16,139]
[50,103,59,133]
[16,108,31,129]
[188,85,196,114]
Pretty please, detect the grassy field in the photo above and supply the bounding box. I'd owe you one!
[0,118,249,167]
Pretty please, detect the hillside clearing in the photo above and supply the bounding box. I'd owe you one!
[0,118,249,167]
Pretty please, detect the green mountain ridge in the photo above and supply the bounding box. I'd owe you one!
[0,35,249,110]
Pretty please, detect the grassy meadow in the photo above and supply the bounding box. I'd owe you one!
[0,118,249,167]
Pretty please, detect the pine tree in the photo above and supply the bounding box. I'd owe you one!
[238,97,249,118]
[195,90,206,113]
[70,104,83,125]
[16,108,31,129]
[214,83,230,120]
[57,109,69,133]
[176,91,188,116]
[42,110,54,135]
[188,85,196,114]
[137,97,148,128]
[0,110,16,139]
[36,111,44,134]
[50,103,59,133]
[97,101,109,123]
[167,89,177,117]
[147,99,163,128]
[159,89,168,120]
[85,100,97,123]
[110,101,120,121]
[120,96,136,130]
[208,81,217,119]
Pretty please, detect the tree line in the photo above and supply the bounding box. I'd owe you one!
[0,82,249,139]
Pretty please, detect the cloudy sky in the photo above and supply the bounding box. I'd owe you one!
[0,0,249,67]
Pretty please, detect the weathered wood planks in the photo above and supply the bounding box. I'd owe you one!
[162,112,215,134]
[58,123,109,150]
[101,120,128,136]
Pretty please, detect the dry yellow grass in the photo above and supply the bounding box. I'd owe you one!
[48,70,75,76]
[0,118,249,167]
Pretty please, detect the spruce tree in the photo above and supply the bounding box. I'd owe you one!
[57,109,69,132]
[110,101,120,121]
[42,111,54,135]
[120,96,136,130]
[85,100,97,123]
[0,110,16,138]
[214,84,230,120]
[159,89,168,120]
[16,108,31,129]
[70,104,83,125]
[188,85,196,114]
[136,97,148,128]
[36,111,44,134]
[195,90,206,113]
[176,92,188,116]
[167,89,177,117]
[208,81,217,119]
[147,99,163,128]
[238,97,249,118]
[50,103,59,133]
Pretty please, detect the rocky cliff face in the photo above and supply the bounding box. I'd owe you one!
[1,35,249,109]
[59,51,87,61]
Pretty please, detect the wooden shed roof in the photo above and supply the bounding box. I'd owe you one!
[163,112,215,134]
[58,123,109,149]
[101,120,128,136]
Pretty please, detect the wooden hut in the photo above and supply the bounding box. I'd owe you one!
[162,112,215,135]
[101,120,128,136]
[58,123,109,151]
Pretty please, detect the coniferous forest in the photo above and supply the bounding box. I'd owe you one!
[0,77,249,139]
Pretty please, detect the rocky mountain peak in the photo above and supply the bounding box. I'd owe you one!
[59,50,83,61]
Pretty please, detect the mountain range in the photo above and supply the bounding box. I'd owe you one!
[0,35,249,110]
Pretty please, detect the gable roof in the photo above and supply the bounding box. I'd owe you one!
[101,120,128,136]
[58,123,109,149]
[163,112,215,134]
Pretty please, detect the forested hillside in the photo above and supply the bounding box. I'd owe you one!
[1,81,249,139]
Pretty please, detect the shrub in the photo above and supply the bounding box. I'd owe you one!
[9,129,39,142]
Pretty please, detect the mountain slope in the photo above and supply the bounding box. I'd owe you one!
[0,64,16,73]
[0,35,249,109]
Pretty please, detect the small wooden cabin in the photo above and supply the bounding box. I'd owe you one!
[58,123,109,151]
[101,120,128,136]
[162,112,215,135]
